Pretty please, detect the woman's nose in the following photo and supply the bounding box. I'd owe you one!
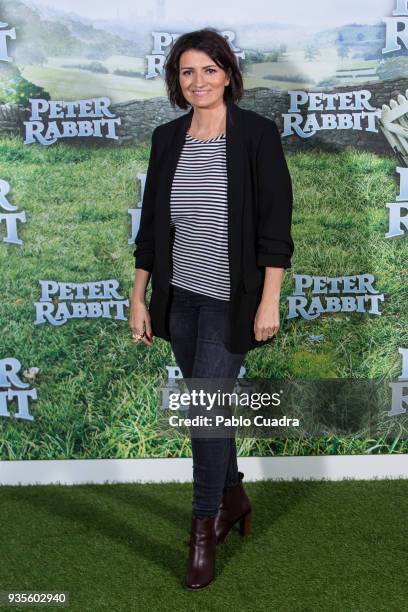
[192,75,205,87]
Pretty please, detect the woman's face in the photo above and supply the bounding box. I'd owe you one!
[178,49,230,109]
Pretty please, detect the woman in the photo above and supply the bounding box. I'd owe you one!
[129,28,294,591]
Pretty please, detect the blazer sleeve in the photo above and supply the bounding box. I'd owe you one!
[256,119,294,269]
[133,126,159,272]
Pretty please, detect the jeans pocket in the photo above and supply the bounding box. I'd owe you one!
[172,285,191,305]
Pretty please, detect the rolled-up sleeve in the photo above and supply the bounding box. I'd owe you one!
[133,126,159,272]
[256,119,294,268]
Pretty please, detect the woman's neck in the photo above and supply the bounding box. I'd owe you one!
[187,101,227,139]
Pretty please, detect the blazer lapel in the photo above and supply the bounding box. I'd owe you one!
[156,98,245,294]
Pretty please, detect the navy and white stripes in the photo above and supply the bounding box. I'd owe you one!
[169,131,230,301]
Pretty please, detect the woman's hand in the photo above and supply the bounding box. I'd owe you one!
[254,267,284,341]
[129,298,154,347]
[254,297,280,342]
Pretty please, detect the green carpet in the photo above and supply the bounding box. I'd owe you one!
[0,478,407,611]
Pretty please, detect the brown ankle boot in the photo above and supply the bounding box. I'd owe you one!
[184,472,252,547]
[185,515,217,591]
[214,471,252,544]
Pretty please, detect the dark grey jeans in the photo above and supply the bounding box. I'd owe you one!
[168,284,247,518]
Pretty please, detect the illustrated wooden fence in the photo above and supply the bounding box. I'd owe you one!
[379,93,408,167]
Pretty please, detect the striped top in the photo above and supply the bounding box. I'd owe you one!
[169,131,230,301]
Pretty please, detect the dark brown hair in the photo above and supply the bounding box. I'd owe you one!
[163,27,244,110]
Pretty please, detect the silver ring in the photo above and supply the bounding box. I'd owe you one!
[132,330,146,341]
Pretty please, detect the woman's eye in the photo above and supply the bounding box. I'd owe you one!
[181,69,216,76]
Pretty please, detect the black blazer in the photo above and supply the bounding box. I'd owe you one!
[133,97,294,353]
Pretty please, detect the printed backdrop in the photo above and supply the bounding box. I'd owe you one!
[0,0,408,461]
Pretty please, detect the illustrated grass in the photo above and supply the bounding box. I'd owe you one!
[0,136,407,459]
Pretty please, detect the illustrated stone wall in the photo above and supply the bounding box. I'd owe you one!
[1,78,407,158]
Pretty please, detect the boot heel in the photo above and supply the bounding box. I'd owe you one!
[239,511,252,537]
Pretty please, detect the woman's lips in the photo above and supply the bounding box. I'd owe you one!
[193,91,209,96]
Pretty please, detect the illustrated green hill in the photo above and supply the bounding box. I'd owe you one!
[1,0,139,63]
